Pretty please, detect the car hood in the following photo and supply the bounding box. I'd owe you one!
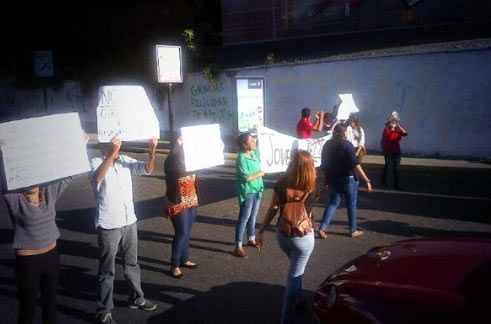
[328,237,491,294]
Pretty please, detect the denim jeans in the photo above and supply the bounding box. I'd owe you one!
[235,193,261,246]
[170,206,198,268]
[382,153,401,187]
[277,230,315,324]
[320,176,359,233]
[96,222,144,318]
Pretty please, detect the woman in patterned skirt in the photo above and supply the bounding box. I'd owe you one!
[164,133,199,279]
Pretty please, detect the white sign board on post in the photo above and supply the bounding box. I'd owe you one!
[0,113,90,190]
[96,85,160,142]
[156,45,183,83]
[181,124,224,172]
[257,127,332,173]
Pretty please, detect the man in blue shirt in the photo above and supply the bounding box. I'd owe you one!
[318,124,372,239]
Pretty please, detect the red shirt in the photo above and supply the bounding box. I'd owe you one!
[381,128,407,153]
[296,118,315,139]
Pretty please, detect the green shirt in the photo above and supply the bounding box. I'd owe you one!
[236,149,264,204]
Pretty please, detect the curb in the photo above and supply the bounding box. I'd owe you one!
[87,140,491,172]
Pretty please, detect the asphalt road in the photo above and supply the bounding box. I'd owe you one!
[1,150,490,324]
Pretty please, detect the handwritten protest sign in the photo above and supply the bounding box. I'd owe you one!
[97,85,160,142]
[257,127,332,173]
[0,113,90,190]
[181,124,224,172]
[336,94,359,121]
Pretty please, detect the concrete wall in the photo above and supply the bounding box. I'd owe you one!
[171,48,491,158]
[1,48,490,158]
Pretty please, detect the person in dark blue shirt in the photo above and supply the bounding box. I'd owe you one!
[318,124,372,239]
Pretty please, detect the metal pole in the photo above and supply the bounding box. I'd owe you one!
[167,83,174,135]
[43,86,48,113]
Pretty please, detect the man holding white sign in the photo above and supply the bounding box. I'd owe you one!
[91,137,158,324]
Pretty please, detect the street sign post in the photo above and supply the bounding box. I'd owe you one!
[33,51,54,113]
[156,45,183,135]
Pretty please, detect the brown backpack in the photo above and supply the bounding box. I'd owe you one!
[277,188,313,237]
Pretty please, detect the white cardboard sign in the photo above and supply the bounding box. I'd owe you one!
[257,127,332,173]
[181,124,224,172]
[96,86,160,142]
[337,93,359,120]
[0,113,90,190]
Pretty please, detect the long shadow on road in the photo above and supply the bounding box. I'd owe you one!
[314,188,491,225]
[148,282,318,324]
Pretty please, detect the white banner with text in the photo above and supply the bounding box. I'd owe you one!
[257,127,332,173]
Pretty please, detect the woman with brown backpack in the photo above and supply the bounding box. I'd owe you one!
[256,150,318,324]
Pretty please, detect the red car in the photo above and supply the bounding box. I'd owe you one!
[313,237,491,324]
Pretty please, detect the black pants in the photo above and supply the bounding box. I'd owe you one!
[15,246,60,324]
[382,153,401,187]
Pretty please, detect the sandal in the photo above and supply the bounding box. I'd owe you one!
[170,268,183,279]
[181,261,199,269]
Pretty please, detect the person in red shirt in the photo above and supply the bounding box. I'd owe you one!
[380,118,408,189]
[296,108,324,139]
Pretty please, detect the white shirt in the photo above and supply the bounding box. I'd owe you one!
[90,155,149,229]
[347,125,365,148]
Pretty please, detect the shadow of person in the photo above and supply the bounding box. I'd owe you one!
[148,281,318,324]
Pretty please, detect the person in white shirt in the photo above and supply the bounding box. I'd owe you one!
[91,137,158,324]
[346,114,366,163]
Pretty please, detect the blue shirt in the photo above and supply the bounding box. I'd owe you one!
[320,139,359,182]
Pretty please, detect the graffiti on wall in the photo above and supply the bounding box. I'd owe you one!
[188,82,233,124]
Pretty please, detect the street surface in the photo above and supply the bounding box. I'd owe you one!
[1,149,490,324]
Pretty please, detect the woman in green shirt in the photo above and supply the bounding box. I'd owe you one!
[234,132,265,258]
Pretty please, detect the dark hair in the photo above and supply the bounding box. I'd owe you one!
[333,124,347,140]
[301,108,311,118]
[170,131,183,154]
[236,132,251,149]
[324,112,332,122]
[349,114,360,127]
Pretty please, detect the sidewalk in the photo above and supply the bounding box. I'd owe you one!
[87,134,491,170]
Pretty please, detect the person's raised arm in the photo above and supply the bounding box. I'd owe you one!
[313,111,325,132]
[256,190,280,250]
[92,139,121,184]
[145,138,158,174]
[354,164,372,193]
[396,124,408,136]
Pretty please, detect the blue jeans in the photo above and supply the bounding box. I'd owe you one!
[170,206,198,268]
[320,176,359,233]
[235,193,261,246]
[96,222,144,318]
[277,230,315,324]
